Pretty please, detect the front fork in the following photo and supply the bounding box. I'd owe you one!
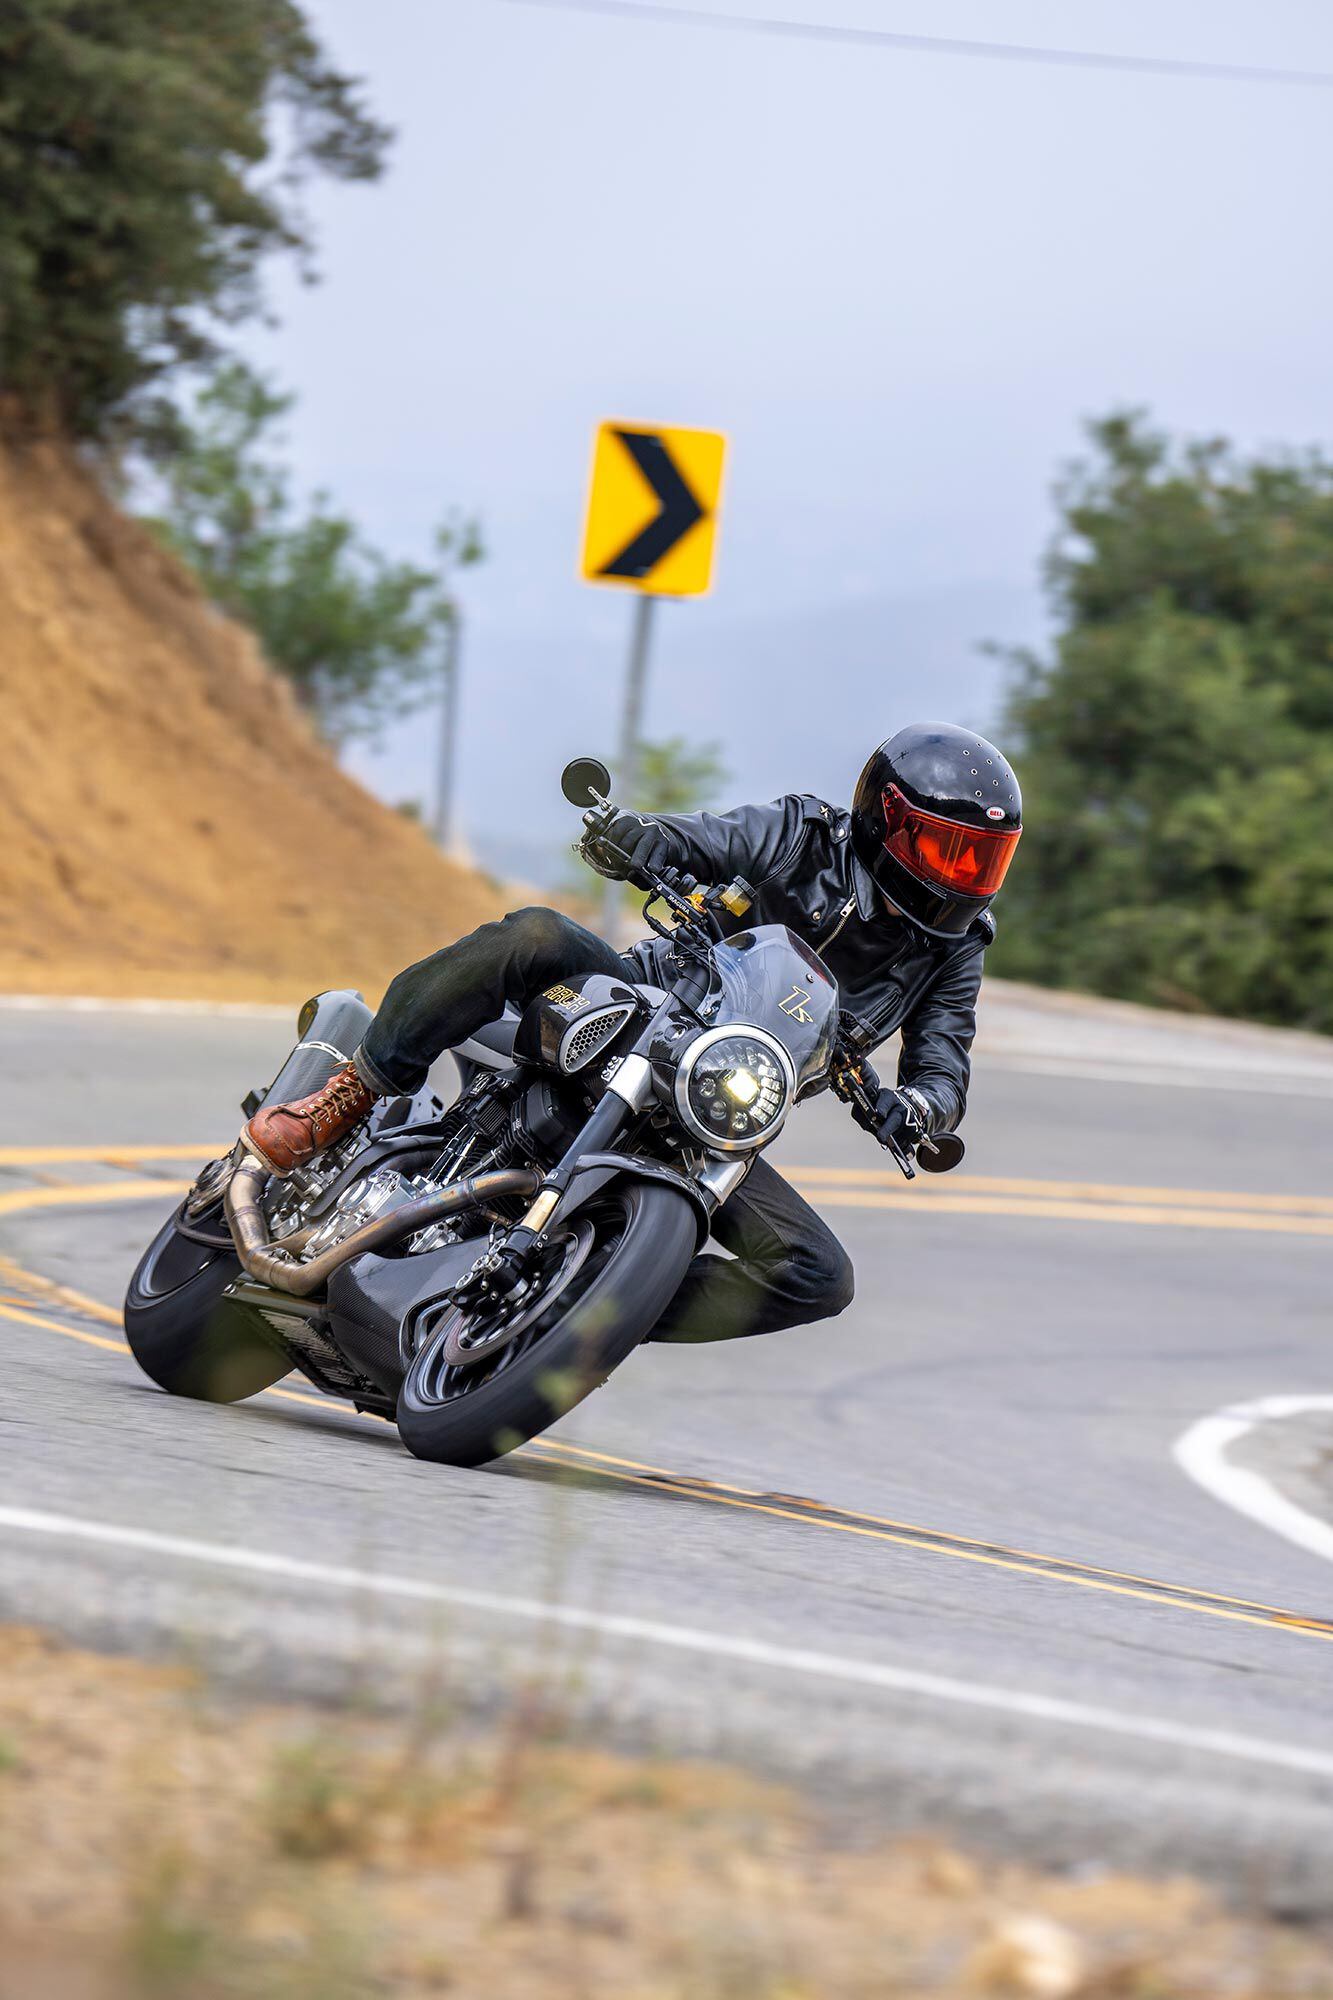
[449,1056,655,1307]
[511,1055,654,1248]
[449,1055,751,1312]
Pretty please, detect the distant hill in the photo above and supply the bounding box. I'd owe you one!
[0,430,505,1002]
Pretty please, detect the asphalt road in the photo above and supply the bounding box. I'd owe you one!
[3,995,1333,1908]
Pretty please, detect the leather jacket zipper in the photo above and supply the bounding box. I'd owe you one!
[822,896,857,946]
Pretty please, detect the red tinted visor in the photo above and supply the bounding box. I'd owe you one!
[882,786,1020,897]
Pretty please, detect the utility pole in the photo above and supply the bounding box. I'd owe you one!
[432,605,462,854]
[429,515,483,857]
[602,592,657,935]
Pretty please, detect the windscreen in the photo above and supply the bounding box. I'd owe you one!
[708,926,838,1088]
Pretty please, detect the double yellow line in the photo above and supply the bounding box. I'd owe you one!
[3,1142,1329,1240]
[2,1249,1331,1646]
[788,1166,1333,1238]
[0,1141,206,1220]
[1,1144,1333,1646]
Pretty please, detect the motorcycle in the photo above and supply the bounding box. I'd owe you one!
[125,758,962,1466]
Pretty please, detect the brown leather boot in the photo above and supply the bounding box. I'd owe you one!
[243,1062,378,1176]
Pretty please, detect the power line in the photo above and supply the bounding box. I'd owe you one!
[501,0,1333,90]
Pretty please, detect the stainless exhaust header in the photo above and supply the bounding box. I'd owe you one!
[225,1154,541,1298]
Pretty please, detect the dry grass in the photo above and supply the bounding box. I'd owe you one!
[1,1625,1331,1999]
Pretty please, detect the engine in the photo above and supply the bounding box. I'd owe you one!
[302,1168,444,1258]
[261,1070,586,1265]
[263,1127,373,1243]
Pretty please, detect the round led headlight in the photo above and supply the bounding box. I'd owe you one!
[674,1027,795,1154]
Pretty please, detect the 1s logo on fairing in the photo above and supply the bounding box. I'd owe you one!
[779,988,814,1023]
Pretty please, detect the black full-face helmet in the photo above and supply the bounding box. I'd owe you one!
[852,722,1022,938]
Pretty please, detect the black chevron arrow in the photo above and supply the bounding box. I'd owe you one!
[598,429,706,579]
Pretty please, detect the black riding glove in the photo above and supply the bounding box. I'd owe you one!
[585,810,673,884]
[874,1084,935,1150]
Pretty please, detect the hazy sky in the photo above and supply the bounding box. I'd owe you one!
[248,0,1333,874]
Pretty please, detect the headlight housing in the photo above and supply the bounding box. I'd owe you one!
[674,1027,795,1154]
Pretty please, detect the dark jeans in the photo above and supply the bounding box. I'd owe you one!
[357,907,855,1344]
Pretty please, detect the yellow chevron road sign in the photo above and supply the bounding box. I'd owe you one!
[580,421,727,597]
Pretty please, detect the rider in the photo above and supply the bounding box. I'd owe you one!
[243,722,1022,1344]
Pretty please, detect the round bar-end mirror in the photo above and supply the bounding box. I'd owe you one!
[561,758,612,808]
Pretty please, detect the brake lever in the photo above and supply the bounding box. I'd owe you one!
[831,1041,919,1181]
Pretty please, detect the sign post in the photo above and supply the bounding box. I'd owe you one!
[431,606,462,854]
[611,590,655,827]
[580,420,727,929]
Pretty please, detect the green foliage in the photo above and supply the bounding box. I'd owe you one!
[0,0,389,441]
[994,412,1333,1030]
[591,736,730,913]
[146,361,482,744]
[563,737,731,911]
[635,736,729,814]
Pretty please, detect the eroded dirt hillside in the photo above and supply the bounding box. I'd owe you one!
[0,430,504,1002]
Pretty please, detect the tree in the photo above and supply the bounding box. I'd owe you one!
[993,412,1333,1031]
[571,737,729,909]
[146,361,483,745]
[635,736,730,815]
[620,736,730,910]
[0,0,389,442]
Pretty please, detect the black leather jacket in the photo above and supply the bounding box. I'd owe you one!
[621,794,994,1131]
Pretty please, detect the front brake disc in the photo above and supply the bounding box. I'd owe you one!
[440,1219,596,1371]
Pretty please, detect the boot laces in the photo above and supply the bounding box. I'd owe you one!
[313,1067,367,1132]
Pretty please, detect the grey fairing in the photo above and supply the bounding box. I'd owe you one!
[453,984,673,1083]
[328,1237,485,1397]
[452,1005,521,1072]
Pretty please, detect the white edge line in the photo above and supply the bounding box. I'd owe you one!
[0,995,292,1019]
[0,1503,1331,1784]
[1174,1397,1333,1566]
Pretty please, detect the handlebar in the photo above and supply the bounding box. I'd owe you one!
[828,1045,917,1180]
[577,796,748,952]
[829,1034,965,1180]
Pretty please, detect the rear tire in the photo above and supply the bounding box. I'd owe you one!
[396,1180,696,1467]
[124,1201,290,1403]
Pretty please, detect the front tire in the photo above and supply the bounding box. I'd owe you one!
[396,1180,697,1467]
[124,1201,291,1403]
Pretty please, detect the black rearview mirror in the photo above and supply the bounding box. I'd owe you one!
[561,758,612,808]
[916,1131,965,1174]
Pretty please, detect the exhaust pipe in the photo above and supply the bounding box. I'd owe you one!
[225,1155,541,1298]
